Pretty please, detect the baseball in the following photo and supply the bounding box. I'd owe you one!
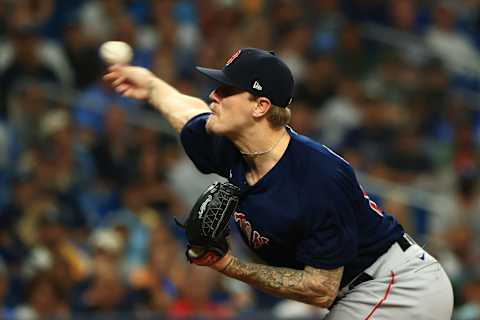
[99,41,133,65]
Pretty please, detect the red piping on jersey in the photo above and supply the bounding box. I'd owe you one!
[363,271,396,320]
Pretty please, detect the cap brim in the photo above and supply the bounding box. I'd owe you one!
[195,66,238,88]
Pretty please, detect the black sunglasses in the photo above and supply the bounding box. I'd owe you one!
[214,85,244,98]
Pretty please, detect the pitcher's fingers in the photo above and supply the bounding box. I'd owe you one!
[108,64,127,73]
[108,64,121,71]
[103,72,119,82]
[123,88,136,97]
[112,76,126,87]
[115,83,130,94]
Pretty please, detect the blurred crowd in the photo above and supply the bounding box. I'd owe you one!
[0,0,479,319]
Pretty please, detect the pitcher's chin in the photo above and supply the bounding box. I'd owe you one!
[205,116,220,134]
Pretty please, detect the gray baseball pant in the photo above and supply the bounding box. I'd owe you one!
[325,238,453,320]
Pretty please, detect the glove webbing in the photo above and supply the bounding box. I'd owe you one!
[201,185,239,239]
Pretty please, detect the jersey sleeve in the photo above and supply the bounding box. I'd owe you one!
[180,112,236,178]
[296,168,359,270]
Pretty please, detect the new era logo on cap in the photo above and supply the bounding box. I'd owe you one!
[252,80,263,91]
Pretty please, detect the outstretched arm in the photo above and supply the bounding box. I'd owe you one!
[212,254,343,308]
[104,65,211,133]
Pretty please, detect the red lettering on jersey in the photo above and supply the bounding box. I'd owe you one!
[234,212,270,249]
[234,212,245,222]
[244,221,252,243]
[252,231,270,249]
[225,49,241,66]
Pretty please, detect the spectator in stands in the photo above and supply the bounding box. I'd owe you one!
[73,228,134,316]
[14,272,70,320]
[379,0,431,64]
[62,19,103,89]
[31,209,89,281]
[340,95,399,170]
[276,23,312,82]
[38,109,94,194]
[389,0,419,32]
[0,26,61,118]
[295,55,338,109]
[315,77,363,148]
[455,277,480,320]
[430,170,480,309]
[425,1,480,74]
[0,1,73,85]
[130,224,185,314]
[135,139,185,216]
[309,0,343,56]
[362,54,419,105]
[383,126,434,183]
[111,14,153,69]
[452,123,478,174]
[77,0,128,43]
[419,58,450,119]
[167,265,234,319]
[7,83,52,152]
[334,23,373,77]
[104,183,151,276]
[288,100,318,138]
[4,0,56,32]
[90,107,136,189]
[73,78,143,140]
[0,259,12,319]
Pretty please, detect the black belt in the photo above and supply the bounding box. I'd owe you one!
[349,233,415,290]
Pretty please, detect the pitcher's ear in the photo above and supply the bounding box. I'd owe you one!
[252,96,272,118]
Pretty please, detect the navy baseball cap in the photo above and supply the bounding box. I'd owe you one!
[196,48,294,107]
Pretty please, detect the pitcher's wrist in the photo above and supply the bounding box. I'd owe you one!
[147,78,158,103]
[211,252,234,272]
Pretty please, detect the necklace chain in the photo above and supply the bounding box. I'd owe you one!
[240,130,286,157]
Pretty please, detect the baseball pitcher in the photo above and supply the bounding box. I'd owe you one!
[105,48,454,319]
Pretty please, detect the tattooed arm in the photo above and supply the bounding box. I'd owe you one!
[212,254,343,308]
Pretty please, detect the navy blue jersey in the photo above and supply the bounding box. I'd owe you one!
[181,113,404,288]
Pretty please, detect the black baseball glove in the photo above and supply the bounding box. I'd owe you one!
[175,182,241,266]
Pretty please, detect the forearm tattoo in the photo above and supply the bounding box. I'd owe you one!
[222,257,343,307]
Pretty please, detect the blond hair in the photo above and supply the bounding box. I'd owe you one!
[266,105,291,128]
[248,94,291,128]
